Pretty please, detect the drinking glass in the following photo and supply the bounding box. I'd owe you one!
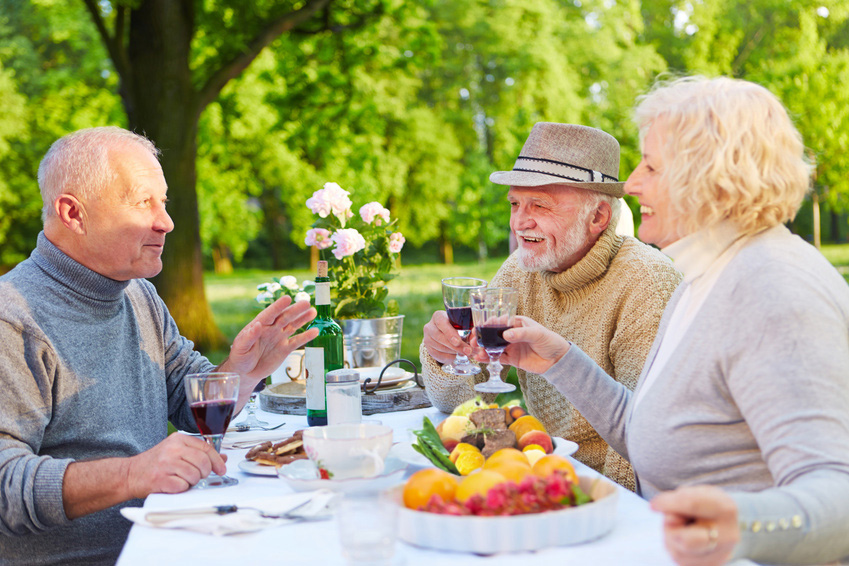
[239,381,269,429]
[441,277,487,375]
[471,287,518,393]
[184,371,240,488]
[336,492,399,566]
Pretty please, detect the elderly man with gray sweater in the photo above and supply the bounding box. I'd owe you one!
[0,127,318,564]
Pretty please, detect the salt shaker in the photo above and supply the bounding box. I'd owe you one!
[326,369,362,425]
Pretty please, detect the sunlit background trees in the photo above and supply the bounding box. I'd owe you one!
[1,0,848,348]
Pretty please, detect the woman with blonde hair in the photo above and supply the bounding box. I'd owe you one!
[495,76,849,565]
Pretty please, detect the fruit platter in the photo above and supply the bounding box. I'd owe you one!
[394,399,618,553]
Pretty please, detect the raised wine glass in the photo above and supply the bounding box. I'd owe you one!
[184,371,240,488]
[441,277,488,375]
[471,287,518,393]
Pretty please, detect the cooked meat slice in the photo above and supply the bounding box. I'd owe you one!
[481,429,517,458]
[470,408,508,430]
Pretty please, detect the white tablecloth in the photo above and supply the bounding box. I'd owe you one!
[115,406,704,566]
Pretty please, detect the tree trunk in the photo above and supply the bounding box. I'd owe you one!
[126,1,227,351]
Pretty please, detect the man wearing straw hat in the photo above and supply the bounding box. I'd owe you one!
[421,123,681,490]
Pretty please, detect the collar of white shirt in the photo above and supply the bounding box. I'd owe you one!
[662,220,745,284]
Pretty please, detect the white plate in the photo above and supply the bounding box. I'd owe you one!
[391,437,579,469]
[394,475,618,553]
[355,367,414,389]
[237,459,282,477]
[277,457,408,494]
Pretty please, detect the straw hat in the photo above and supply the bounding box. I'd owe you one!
[490,123,625,198]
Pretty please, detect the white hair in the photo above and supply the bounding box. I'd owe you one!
[37,126,159,222]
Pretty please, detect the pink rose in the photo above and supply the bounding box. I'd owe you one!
[388,231,405,253]
[331,228,366,260]
[359,202,391,225]
[306,182,353,223]
[305,228,333,250]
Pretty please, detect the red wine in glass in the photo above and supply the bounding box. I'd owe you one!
[184,372,240,488]
[441,277,487,376]
[471,288,518,393]
[476,325,511,351]
[190,400,236,436]
[446,306,473,332]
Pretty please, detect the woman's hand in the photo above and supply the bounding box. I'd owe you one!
[494,316,571,375]
[650,485,740,566]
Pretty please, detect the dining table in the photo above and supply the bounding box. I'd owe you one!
[117,405,757,566]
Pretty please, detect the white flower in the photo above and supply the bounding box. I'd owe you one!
[331,228,367,260]
[302,280,313,288]
[256,291,274,303]
[359,202,391,225]
[280,276,299,290]
[389,232,406,253]
[266,282,282,293]
[306,182,353,223]
[256,283,269,291]
[294,291,311,303]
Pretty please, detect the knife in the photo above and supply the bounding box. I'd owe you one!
[145,505,240,525]
[144,499,313,525]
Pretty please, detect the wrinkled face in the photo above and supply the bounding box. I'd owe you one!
[626,120,679,248]
[80,143,174,280]
[508,185,593,273]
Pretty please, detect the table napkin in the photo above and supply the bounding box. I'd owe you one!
[120,490,336,536]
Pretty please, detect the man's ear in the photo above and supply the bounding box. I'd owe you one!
[588,201,612,236]
[54,194,87,235]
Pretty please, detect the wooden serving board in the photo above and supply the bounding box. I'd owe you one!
[259,380,432,415]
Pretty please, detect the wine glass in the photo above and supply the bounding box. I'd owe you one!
[184,371,240,488]
[239,381,269,429]
[471,287,518,393]
[441,277,488,375]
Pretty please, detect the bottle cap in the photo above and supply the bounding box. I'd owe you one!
[317,260,328,278]
[325,369,360,383]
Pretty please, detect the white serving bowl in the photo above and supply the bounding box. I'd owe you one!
[302,423,393,480]
[392,475,618,553]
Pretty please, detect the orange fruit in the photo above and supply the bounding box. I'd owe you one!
[522,444,545,453]
[483,448,528,468]
[485,460,534,484]
[508,415,546,440]
[455,469,507,503]
[449,442,480,464]
[402,468,459,510]
[455,450,486,476]
[531,454,577,482]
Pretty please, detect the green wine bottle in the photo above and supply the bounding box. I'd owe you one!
[304,260,344,426]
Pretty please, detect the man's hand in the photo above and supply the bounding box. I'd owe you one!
[218,296,318,398]
[496,316,570,375]
[63,434,228,520]
[125,434,227,499]
[650,485,740,566]
[423,310,472,364]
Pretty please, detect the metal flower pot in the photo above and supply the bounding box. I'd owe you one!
[341,315,405,369]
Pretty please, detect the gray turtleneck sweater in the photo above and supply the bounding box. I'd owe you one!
[0,233,214,565]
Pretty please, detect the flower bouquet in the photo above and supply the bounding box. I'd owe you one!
[304,182,405,319]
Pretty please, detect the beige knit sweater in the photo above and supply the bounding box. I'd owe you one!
[420,225,682,490]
